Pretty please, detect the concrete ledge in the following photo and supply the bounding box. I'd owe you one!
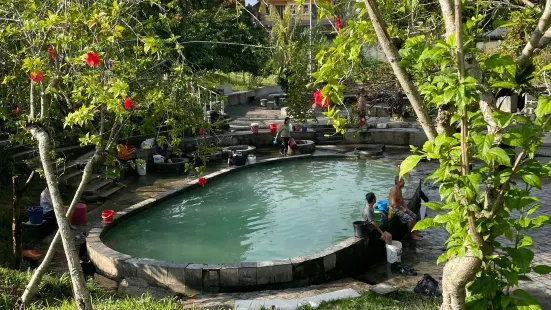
[88,154,412,293]
[180,128,427,152]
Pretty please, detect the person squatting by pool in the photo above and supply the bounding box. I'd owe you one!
[389,176,422,240]
[362,192,392,244]
[228,151,247,167]
[275,117,291,156]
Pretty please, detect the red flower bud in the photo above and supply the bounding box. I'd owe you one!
[335,17,343,31]
[198,177,207,187]
[47,46,56,59]
[199,128,205,135]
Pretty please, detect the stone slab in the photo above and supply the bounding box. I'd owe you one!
[234,289,360,310]
[370,282,397,295]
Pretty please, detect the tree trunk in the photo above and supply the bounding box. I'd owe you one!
[363,0,438,141]
[439,0,456,38]
[18,149,104,308]
[12,172,35,270]
[12,176,22,270]
[26,127,93,310]
[441,256,482,310]
[436,105,456,135]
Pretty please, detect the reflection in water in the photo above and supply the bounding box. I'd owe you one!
[103,159,397,264]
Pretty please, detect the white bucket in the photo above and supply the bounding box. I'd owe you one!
[247,154,256,164]
[386,241,402,263]
[136,165,147,176]
[153,155,164,164]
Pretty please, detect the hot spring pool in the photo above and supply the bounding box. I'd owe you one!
[102,159,397,264]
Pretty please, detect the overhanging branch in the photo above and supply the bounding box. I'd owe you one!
[517,0,551,69]
[363,0,438,141]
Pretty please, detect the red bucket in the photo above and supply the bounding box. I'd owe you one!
[102,210,114,223]
[71,203,87,225]
[251,123,259,134]
[270,123,278,133]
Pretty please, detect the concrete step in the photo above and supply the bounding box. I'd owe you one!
[59,169,83,185]
[83,179,113,195]
[83,183,126,202]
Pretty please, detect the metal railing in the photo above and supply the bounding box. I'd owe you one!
[189,82,226,121]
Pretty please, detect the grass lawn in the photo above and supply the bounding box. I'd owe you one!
[300,291,440,310]
[1,266,440,310]
[202,71,276,91]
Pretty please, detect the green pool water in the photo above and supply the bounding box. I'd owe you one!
[102,159,397,263]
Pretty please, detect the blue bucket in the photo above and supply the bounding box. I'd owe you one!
[28,206,44,225]
[301,125,308,132]
[376,200,389,211]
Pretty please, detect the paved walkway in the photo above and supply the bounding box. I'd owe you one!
[225,102,406,130]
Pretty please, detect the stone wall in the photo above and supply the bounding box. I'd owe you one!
[254,86,283,98]
[180,128,427,152]
[180,130,316,152]
[344,129,427,147]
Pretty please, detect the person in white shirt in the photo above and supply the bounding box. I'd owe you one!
[40,187,55,221]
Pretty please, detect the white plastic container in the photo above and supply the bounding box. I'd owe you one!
[247,154,256,164]
[153,155,164,164]
[386,241,402,263]
[136,164,147,176]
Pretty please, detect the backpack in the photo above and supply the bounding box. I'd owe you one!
[414,274,439,297]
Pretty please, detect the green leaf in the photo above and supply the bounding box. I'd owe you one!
[487,147,511,166]
[501,295,513,308]
[521,173,541,189]
[535,96,551,118]
[444,88,455,104]
[536,62,551,74]
[424,202,442,210]
[512,289,542,310]
[520,236,533,247]
[399,155,422,177]
[412,218,436,231]
[433,214,449,224]
[533,265,551,275]
[491,81,519,89]
[506,248,534,271]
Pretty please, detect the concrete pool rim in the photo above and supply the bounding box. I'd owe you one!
[87,153,418,294]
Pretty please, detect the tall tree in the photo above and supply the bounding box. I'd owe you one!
[0,0,205,308]
[142,0,269,74]
[311,0,551,308]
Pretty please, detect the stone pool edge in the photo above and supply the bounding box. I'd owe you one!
[87,153,415,294]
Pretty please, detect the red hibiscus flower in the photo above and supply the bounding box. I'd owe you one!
[313,89,328,108]
[12,106,21,116]
[335,17,343,31]
[47,46,56,59]
[86,51,100,67]
[199,128,205,135]
[198,177,207,187]
[124,97,132,110]
[30,71,44,83]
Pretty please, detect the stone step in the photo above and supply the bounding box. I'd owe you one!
[59,169,83,185]
[84,179,113,195]
[94,183,126,202]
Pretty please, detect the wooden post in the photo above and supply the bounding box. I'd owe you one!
[12,176,22,269]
